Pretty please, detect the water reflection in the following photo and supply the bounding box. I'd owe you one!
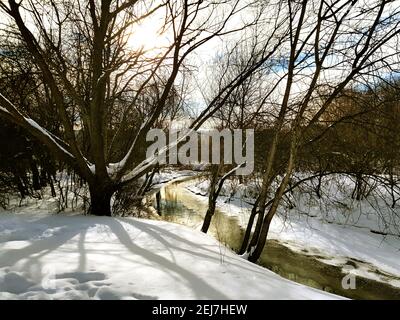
[158,181,244,248]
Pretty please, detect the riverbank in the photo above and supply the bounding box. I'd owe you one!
[155,176,400,299]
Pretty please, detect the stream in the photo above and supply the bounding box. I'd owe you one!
[152,177,400,300]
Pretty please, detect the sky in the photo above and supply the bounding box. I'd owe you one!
[1,0,400,122]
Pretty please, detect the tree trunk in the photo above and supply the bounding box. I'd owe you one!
[201,203,216,233]
[248,212,273,262]
[201,165,221,234]
[247,205,266,251]
[88,184,113,216]
[48,173,57,197]
[239,203,258,255]
[156,191,162,216]
[248,136,298,262]
[316,172,322,199]
[30,160,41,191]
[352,173,363,201]
[14,175,27,198]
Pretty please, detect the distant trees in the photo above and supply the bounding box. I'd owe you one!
[0,39,59,203]
[313,82,400,206]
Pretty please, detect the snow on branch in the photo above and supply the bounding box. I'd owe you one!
[0,92,75,161]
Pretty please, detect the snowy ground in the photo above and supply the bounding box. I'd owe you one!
[0,211,341,300]
[1,169,397,299]
[185,176,400,288]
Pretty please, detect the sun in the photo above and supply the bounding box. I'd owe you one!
[127,19,169,52]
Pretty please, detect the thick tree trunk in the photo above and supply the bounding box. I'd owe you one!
[88,184,113,216]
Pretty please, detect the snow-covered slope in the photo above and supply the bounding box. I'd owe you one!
[185,177,400,287]
[0,213,341,300]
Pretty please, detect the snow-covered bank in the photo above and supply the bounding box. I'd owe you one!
[185,177,400,288]
[151,169,200,187]
[0,212,341,300]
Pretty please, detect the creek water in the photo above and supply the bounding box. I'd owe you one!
[153,178,400,300]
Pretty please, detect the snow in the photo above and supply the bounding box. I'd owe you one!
[25,118,74,158]
[0,212,341,300]
[118,128,200,183]
[184,175,400,287]
[88,164,96,175]
[151,169,200,187]
[1,95,74,160]
[0,105,10,114]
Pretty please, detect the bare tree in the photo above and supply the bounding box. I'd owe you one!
[238,0,400,262]
[0,0,260,215]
